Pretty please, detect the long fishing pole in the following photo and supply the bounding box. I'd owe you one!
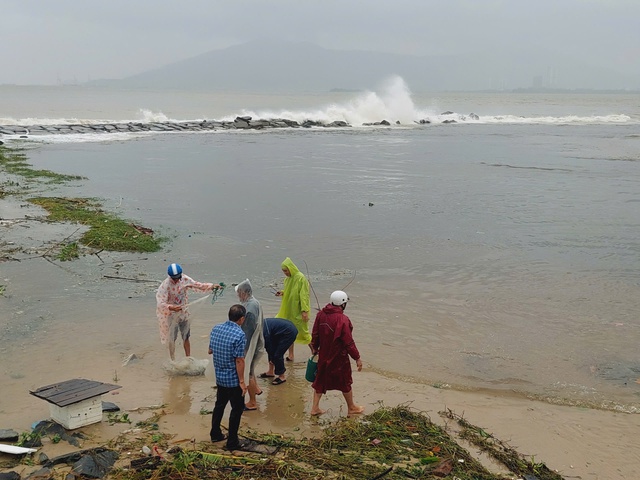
[303,260,321,311]
[341,269,357,291]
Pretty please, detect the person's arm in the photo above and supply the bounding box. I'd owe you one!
[183,275,218,293]
[341,316,361,367]
[208,328,215,355]
[235,357,247,395]
[234,334,247,394]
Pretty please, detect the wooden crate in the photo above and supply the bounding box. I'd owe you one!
[30,378,121,430]
[49,396,103,429]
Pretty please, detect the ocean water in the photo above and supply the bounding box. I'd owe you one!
[2,78,640,415]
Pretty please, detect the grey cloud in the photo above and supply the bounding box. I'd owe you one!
[2,0,639,85]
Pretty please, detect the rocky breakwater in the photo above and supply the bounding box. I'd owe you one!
[0,116,352,138]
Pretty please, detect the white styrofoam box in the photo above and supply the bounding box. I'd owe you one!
[49,396,103,430]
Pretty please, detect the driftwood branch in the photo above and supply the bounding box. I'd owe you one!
[41,227,82,258]
[103,275,158,283]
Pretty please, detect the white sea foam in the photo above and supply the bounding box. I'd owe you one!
[2,76,637,147]
[217,75,637,126]
[223,75,437,125]
[23,131,156,144]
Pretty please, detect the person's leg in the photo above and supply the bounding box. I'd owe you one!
[210,386,230,441]
[168,321,179,361]
[342,389,365,415]
[284,328,298,364]
[272,341,287,380]
[179,321,191,357]
[246,375,259,409]
[226,386,245,449]
[262,361,275,376]
[310,390,325,416]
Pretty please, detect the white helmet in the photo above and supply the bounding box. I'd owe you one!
[330,290,349,306]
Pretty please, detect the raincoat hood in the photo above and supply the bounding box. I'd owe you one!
[281,257,301,276]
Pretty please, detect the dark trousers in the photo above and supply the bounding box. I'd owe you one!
[210,385,244,448]
[266,330,297,375]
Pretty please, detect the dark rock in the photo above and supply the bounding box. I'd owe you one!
[71,450,118,478]
[0,429,19,442]
[25,468,51,480]
[233,118,250,129]
[44,448,110,468]
[249,119,271,129]
[0,473,20,480]
[469,113,480,120]
[441,111,454,115]
[235,116,252,122]
[37,452,49,465]
[417,119,430,124]
[380,120,390,126]
[20,435,42,448]
[442,119,457,124]
[101,401,120,412]
[32,421,85,447]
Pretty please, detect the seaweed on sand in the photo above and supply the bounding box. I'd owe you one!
[29,197,162,253]
[442,409,564,480]
[107,405,564,480]
[0,145,163,258]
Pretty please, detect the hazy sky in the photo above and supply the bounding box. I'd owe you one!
[2,0,639,85]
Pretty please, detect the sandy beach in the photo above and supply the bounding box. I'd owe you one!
[3,114,640,479]
[1,210,640,480]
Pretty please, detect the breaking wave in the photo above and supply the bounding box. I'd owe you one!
[1,75,637,146]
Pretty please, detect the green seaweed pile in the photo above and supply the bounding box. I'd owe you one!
[30,196,162,254]
[105,405,564,480]
[1,144,163,256]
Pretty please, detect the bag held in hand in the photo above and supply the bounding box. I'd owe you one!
[305,354,318,382]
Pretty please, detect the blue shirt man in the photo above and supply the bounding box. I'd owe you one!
[208,304,247,450]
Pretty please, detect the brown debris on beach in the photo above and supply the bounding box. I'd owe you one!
[1,406,564,480]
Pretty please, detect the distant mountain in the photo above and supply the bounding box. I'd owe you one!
[88,39,640,93]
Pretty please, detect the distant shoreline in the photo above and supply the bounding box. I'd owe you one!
[464,87,640,95]
[2,83,639,96]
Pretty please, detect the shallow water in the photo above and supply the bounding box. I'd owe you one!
[3,113,640,419]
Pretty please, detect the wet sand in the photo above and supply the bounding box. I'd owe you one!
[1,205,640,479]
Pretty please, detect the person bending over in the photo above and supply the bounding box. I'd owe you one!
[260,318,298,385]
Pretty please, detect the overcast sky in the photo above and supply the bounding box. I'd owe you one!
[2,0,639,85]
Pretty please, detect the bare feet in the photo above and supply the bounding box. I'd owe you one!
[310,408,326,416]
[347,405,365,415]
